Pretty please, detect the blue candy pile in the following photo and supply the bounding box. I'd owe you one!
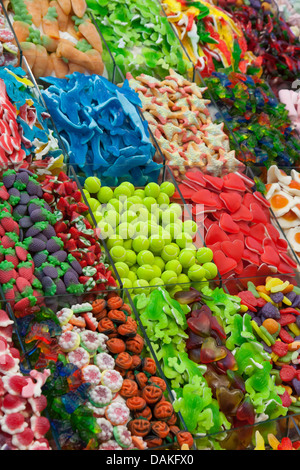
[41,73,162,186]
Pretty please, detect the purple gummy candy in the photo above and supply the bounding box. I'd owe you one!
[51,250,67,262]
[71,259,82,275]
[30,209,46,223]
[16,172,29,185]
[43,265,58,279]
[36,186,43,198]
[2,173,15,189]
[55,278,66,295]
[8,187,20,197]
[19,168,34,176]
[292,296,300,308]
[13,205,27,217]
[43,203,51,212]
[28,238,46,252]
[25,226,42,237]
[35,233,48,243]
[292,378,300,397]
[270,292,284,304]
[260,303,280,320]
[42,225,56,239]
[261,341,272,354]
[286,291,297,303]
[252,316,262,326]
[296,317,300,329]
[26,180,39,196]
[34,269,43,281]
[33,252,48,268]
[41,275,55,290]
[64,271,79,287]
[19,229,24,243]
[46,239,61,253]
[28,203,40,215]
[19,217,33,229]
[19,193,30,205]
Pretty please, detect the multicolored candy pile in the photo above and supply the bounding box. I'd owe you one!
[9,0,104,78]
[127,69,243,176]
[41,72,161,186]
[0,4,19,67]
[174,168,297,279]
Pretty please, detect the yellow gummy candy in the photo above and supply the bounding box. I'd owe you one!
[288,323,300,336]
[259,292,274,304]
[282,296,292,306]
[267,433,279,450]
[254,431,265,450]
[270,281,290,293]
[266,278,282,291]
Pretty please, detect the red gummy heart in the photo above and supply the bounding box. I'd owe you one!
[228,232,244,243]
[234,259,244,275]
[206,224,229,245]
[223,173,246,192]
[231,205,253,222]
[265,223,280,241]
[243,192,257,209]
[219,213,240,234]
[249,203,268,225]
[249,223,266,241]
[276,238,288,251]
[260,245,280,266]
[213,250,237,275]
[245,236,264,254]
[221,240,244,262]
[219,191,242,213]
[207,241,222,252]
[185,170,207,187]
[242,248,260,266]
[191,189,221,208]
[238,221,250,235]
[176,184,194,200]
[277,261,296,274]
[279,252,298,269]
[253,190,270,208]
[203,174,223,191]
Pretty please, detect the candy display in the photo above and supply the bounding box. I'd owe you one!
[87,0,191,79]
[41,72,161,186]
[204,71,300,167]
[173,168,298,280]
[8,0,105,78]
[160,0,262,77]
[0,0,300,453]
[127,69,244,175]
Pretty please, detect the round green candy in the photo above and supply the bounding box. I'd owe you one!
[86,213,94,226]
[143,196,157,212]
[188,264,205,281]
[120,181,135,196]
[165,259,182,275]
[161,209,177,226]
[169,203,182,218]
[114,261,129,278]
[123,239,132,250]
[124,196,143,211]
[196,247,214,264]
[117,222,135,240]
[202,262,218,280]
[94,212,104,225]
[84,176,101,194]
[149,235,165,254]
[161,230,172,245]
[110,245,127,262]
[144,182,160,199]
[135,207,149,222]
[161,243,180,262]
[97,186,114,204]
[97,221,114,239]
[137,250,155,266]
[153,256,165,272]
[104,210,120,228]
[149,277,165,288]
[106,234,124,250]
[161,270,177,285]
[132,235,150,252]
[164,223,181,240]
[147,221,160,237]
[133,279,150,294]
[175,232,193,249]
[134,189,145,199]
[160,181,175,197]
[130,264,139,273]
[157,193,170,206]
[182,220,197,237]
[114,185,132,199]
[128,271,137,283]
[132,221,148,238]
[107,198,123,213]
[178,249,196,269]
[125,249,137,267]
[152,264,162,278]
[137,264,155,281]
[121,278,133,289]
[87,197,101,212]
[176,273,190,289]
[192,280,209,291]
[82,189,90,200]
[121,210,137,224]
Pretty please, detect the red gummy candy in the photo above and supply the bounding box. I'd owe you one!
[279,391,292,408]
[271,341,289,357]
[278,314,296,326]
[280,365,296,382]
[278,328,294,344]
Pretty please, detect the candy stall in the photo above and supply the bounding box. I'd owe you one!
[0,0,300,453]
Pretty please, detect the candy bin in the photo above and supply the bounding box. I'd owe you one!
[5,287,194,450]
[0,1,22,68]
[86,0,193,80]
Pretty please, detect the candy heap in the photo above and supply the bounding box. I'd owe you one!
[41,72,160,186]
[0,4,19,67]
[204,71,300,167]
[174,168,297,279]
[0,66,63,172]
[160,0,261,77]
[83,177,219,292]
[275,0,300,38]
[9,0,104,78]
[0,311,51,450]
[127,69,243,176]
[87,0,191,78]
[264,165,300,263]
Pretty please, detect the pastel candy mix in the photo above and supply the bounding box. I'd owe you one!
[0,4,19,67]
[41,72,161,186]
[87,0,191,78]
[9,0,104,79]
[175,168,297,279]
[127,69,243,176]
